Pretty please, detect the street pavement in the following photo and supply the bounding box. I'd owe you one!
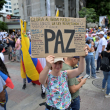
[4,55,110,110]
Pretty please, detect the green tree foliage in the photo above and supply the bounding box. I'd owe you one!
[79,7,96,23]
[0,0,6,10]
[0,21,8,31]
[86,0,110,21]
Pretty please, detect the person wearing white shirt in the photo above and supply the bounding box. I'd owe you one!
[0,45,4,62]
[104,26,108,34]
[96,31,107,72]
[3,34,7,42]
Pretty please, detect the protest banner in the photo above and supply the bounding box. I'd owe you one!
[30,17,86,58]
[99,16,106,27]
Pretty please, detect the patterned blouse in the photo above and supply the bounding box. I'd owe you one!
[46,71,71,109]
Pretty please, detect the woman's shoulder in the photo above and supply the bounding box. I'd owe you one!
[106,51,110,55]
[101,51,110,57]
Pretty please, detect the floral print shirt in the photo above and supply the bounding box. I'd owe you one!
[46,71,71,109]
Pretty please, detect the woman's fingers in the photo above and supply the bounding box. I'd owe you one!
[46,55,55,68]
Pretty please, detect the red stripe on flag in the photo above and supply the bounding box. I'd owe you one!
[5,77,14,89]
[22,60,26,73]
[36,59,43,73]
[32,80,40,85]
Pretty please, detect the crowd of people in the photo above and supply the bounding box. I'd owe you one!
[0,30,32,62]
[0,26,110,110]
[85,26,110,98]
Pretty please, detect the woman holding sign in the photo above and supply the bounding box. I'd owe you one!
[39,47,88,110]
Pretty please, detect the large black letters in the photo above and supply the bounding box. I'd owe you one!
[54,30,65,53]
[45,29,55,53]
[64,30,75,52]
[44,29,75,54]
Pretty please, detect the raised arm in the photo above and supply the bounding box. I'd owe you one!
[67,47,88,79]
[67,56,85,79]
[39,55,54,84]
[86,41,94,52]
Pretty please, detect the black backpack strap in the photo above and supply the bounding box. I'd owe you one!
[102,51,105,57]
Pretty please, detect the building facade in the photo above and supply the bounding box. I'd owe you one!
[0,0,20,32]
[0,0,12,17]
[18,0,56,30]
[11,0,20,16]
[18,0,86,30]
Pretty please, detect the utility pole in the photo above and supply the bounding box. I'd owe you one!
[76,0,79,18]
[64,0,68,17]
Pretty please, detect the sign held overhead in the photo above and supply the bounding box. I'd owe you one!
[30,17,86,58]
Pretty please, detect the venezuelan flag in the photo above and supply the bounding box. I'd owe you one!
[20,19,43,85]
[0,71,14,89]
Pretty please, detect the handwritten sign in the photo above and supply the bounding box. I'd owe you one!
[30,17,86,58]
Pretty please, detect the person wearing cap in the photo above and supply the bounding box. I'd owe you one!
[96,31,107,73]
[62,56,87,110]
[39,48,88,110]
[85,37,97,78]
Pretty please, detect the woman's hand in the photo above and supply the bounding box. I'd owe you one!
[46,55,55,69]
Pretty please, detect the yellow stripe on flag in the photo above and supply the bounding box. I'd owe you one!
[56,8,59,17]
[20,19,39,81]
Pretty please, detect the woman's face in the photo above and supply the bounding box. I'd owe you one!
[52,61,63,72]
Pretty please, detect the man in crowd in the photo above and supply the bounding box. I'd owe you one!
[62,56,87,110]
[104,26,108,34]
[105,16,109,27]
[96,31,107,73]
